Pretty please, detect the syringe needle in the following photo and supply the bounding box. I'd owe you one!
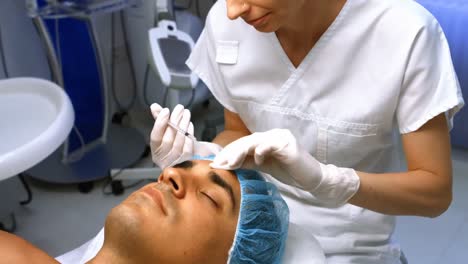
[167,120,197,141]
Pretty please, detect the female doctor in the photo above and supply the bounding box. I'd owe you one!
[149,0,464,263]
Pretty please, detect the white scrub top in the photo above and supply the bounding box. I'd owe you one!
[187,0,464,263]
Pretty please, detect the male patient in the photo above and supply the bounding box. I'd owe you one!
[0,157,289,264]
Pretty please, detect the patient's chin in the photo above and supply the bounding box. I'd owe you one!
[104,204,147,252]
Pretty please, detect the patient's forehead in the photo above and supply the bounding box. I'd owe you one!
[192,159,214,166]
[191,159,237,178]
[192,159,238,181]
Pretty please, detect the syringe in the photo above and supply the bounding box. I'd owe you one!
[167,120,197,141]
[150,103,196,141]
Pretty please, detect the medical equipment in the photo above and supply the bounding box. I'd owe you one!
[149,0,197,90]
[149,20,197,90]
[150,103,194,169]
[167,119,196,141]
[110,0,222,181]
[147,0,205,111]
[24,0,146,185]
[26,0,141,18]
[151,101,196,141]
[0,27,8,78]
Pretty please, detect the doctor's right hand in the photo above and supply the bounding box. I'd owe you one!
[150,103,223,169]
[150,103,194,169]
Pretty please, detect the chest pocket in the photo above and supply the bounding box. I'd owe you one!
[316,120,381,169]
[216,40,239,65]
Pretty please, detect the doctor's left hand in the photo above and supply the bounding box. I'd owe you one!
[211,129,360,207]
[210,129,323,189]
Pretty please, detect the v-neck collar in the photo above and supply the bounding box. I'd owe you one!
[267,0,352,106]
[267,0,352,74]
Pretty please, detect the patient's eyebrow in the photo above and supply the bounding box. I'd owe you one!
[172,160,194,169]
[209,171,236,210]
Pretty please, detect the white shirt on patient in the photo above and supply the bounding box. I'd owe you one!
[56,229,104,264]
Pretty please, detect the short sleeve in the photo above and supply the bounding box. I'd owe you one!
[186,6,237,113]
[397,18,464,134]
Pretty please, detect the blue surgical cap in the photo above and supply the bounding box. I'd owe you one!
[192,155,289,264]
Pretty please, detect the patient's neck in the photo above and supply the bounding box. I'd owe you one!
[87,246,134,264]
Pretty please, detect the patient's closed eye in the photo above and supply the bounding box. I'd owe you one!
[202,192,218,208]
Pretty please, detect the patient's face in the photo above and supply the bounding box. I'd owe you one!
[105,160,241,263]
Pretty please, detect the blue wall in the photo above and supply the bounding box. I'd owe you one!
[417,0,468,148]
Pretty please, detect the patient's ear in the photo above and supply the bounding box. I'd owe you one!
[0,231,58,264]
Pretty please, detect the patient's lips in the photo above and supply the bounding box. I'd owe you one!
[142,184,167,215]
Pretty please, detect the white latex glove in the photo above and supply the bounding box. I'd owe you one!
[150,103,222,168]
[150,103,194,169]
[211,129,360,207]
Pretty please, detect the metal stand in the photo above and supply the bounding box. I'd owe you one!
[27,2,146,184]
[27,124,145,184]
[0,214,16,233]
[18,174,32,205]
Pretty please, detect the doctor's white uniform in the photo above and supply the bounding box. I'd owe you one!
[186,0,464,263]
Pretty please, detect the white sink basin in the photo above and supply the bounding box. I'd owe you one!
[0,77,74,180]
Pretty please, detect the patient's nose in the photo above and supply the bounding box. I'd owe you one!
[159,168,185,198]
